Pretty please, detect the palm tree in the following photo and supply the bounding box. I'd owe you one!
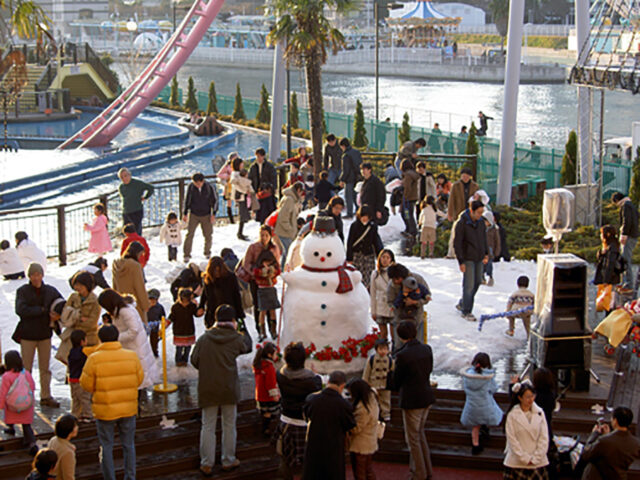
[0,0,50,41]
[267,0,354,175]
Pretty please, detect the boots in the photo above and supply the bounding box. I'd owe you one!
[268,319,278,340]
[227,206,235,224]
[237,221,249,241]
[258,324,267,342]
[262,415,272,436]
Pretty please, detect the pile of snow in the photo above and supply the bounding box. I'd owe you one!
[0,208,535,397]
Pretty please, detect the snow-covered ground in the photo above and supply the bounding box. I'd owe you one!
[0,209,535,397]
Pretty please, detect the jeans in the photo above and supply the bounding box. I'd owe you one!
[123,210,143,235]
[402,407,432,480]
[327,168,341,185]
[402,201,417,235]
[183,213,213,259]
[623,236,638,289]
[200,404,237,468]
[484,247,494,278]
[20,339,52,400]
[345,182,356,217]
[168,246,177,261]
[96,415,137,480]
[460,260,484,315]
[175,345,191,365]
[280,236,293,270]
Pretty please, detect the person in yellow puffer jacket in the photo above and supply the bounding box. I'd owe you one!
[80,324,143,480]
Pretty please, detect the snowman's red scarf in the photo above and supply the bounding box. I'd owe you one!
[301,262,356,293]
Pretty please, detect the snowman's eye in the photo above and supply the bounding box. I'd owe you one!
[313,251,319,256]
[326,252,332,257]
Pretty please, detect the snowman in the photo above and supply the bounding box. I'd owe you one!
[281,216,372,373]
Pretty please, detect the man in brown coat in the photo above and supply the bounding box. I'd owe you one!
[446,167,479,258]
[580,406,640,480]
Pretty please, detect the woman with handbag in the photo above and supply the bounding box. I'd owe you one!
[346,206,383,290]
[594,224,623,315]
[346,378,381,480]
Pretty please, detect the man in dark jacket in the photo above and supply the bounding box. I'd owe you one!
[191,304,252,475]
[612,192,639,290]
[183,172,218,262]
[302,371,356,480]
[319,196,345,241]
[323,134,342,184]
[396,138,426,169]
[580,406,640,480]
[359,162,387,224]
[454,200,488,322]
[338,138,362,218]
[393,320,435,480]
[249,147,278,193]
[15,262,63,408]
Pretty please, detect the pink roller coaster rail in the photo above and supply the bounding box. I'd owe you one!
[58,0,226,149]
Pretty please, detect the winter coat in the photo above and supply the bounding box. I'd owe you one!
[0,247,24,277]
[275,186,302,240]
[118,178,154,214]
[240,241,281,282]
[68,346,86,381]
[619,198,639,238]
[346,220,383,261]
[230,171,253,202]
[80,341,144,421]
[392,339,435,410]
[120,233,150,267]
[85,214,112,254]
[253,359,279,403]
[503,403,549,469]
[323,142,342,171]
[339,146,362,184]
[249,160,278,193]
[47,436,76,480]
[199,273,245,328]
[191,325,252,407]
[303,388,357,480]
[418,205,445,230]
[314,179,338,205]
[0,369,35,425]
[256,191,277,225]
[159,221,182,247]
[217,162,232,184]
[56,292,101,364]
[594,243,622,285]
[402,169,421,202]
[506,287,535,313]
[486,224,501,258]
[417,174,437,203]
[370,268,393,319]
[386,271,430,324]
[447,179,479,221]
[112,257,149,325]
[460,367,503,427]
[69,263,110,290]
[277,367,322,420]
[110,305,159,389]
[436,180,452,196]
[384,165,401,184]
[253,264,280,287]
[359,174,386,217]
[349,392,380,455]
[454,209,488,264]
[580,429,640,480]
[16,238,47,273]
[362,352,393,390]
[183,181,218,217]
[170,267,202,301]
[15,281,63,341]
[396,140,417,167]
[168,302,197,344]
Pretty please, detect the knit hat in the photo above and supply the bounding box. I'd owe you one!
[215,304,236,324]
[147,288,160,300]
[403,276,418,290]
[27,262,44,277]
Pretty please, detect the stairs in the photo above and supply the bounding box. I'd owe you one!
[0,65,46,113]
[0,389,638,479]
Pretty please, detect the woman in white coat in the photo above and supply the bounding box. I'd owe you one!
[98,289,159,389]
[346,378,380,480]
[503,380,549,480]
[15,231,47,273]
[369,249,395,344]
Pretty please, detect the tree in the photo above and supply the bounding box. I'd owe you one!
[268,0,355,176]
[560,130,577,186]
[465,122,479,156]
[0,0,50,40]
[290,91,299,129]
[206,81,217,114]
[399,112,411,144]
[256,83,271,124]
[630,147,640,206]
[184,76,198,113]
[489,0,509,50]
[169,76,180,107]
[352,99,368,149]
[232,82,246,121]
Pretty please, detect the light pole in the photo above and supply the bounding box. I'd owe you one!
[375,1,402,122]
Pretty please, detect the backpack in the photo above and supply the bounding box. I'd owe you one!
[390,186,404,207]
[5,370,34,413]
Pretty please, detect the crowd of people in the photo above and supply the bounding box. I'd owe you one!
[1,135,640,480]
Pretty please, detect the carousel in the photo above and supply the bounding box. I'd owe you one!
[387,0,461,48]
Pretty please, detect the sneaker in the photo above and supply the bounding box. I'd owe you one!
[463,313,477,322]
[199,465,213,477]
[221,459,240,471]
[487,277,494,287]
[40,397,60,408]
[455,303,463,312]
[504,329,514,337]
[3,426,15,435]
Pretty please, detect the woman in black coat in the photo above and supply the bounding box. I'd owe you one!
[346,205,383,290]
[198,256,245,328]
[594,224,622,286]
[170,263,202,301]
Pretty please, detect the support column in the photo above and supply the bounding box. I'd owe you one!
[576,0,592,184]
[497,0,525,206]
[269,41,286,163]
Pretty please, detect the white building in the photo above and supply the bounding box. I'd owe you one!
[432,2,485,26]
[36,0,110,38]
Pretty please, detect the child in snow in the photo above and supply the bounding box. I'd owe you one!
[68,330,92,422]
[362,338,394,421]
[159,211,183,262]
[15,231,47,273]
[167,287,203,366]
[252,250,281,341]
[0,239,25,280]
[393,276,431,319]
[26,449,58,480]
[230,158,255,241]
[221,247,239,272]
[69,257,110,290]
[505,275,535,338]
[303,174,315,209]
[252,342,280,436]
[284,161,304,188]
[314,171,339,211]
[147,288,166,358]
[120,223,150,267]
[482,210,501,287]
[256,183,277,225]
[418,195,445,259]
[0,350,37,455]
[460,352,503,455]
[84,203,112,256]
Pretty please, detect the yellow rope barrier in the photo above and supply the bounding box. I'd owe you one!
[530,330,592,342]
[153,316,178,393]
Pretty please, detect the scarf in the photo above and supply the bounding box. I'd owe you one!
[301,261,356,293]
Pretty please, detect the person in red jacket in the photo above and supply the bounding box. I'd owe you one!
[252,250,281,341]
[252,342,280,436]
[120,223,150,268]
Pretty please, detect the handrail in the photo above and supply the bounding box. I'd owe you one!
[82,43,119,93]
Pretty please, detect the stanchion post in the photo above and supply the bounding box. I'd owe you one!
[153,316,178,393]
[423,311,428,344]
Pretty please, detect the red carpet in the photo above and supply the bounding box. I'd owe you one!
[344,462,502,479]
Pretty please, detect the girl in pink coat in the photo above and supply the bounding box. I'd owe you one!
[0,350,37,454]
[84,203,112,255]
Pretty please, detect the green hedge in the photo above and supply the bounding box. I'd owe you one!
[451,34,568,50]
